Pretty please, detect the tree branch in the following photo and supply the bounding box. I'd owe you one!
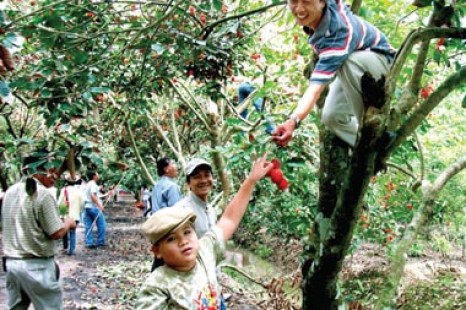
[125,121,155,185]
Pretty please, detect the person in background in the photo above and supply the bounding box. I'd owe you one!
[151,157,182,215]
[57,171,84,256]
[2,151,76,309]
[272,0,396,148]
[141,185,152,217]
[238,82,275,135]
[135,154,272,309]
[83,171,107,249]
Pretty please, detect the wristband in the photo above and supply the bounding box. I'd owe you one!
[288,113,301,129]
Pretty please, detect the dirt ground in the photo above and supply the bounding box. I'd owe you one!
[1,198,466,309]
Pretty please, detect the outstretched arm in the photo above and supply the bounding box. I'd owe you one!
[272,83,325,147]
[216,154,273,240]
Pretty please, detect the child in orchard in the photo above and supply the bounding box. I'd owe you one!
[135,154,272,310]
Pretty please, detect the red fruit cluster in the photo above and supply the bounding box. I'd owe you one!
[267,158,288,191]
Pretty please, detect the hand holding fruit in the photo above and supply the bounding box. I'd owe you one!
[267,158,289,191]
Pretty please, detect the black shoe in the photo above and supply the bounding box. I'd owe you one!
[85,245,96,249]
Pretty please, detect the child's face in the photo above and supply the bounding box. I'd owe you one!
[153,223,199,271]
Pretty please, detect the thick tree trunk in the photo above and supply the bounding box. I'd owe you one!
[302,73,386,309]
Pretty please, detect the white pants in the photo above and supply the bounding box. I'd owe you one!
[321,51,391,146]
[6,258,62,310]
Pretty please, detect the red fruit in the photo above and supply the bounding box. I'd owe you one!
[237,31,243,39]
[86,11,94,18]
[277,178,288,190]
[407,203,413,210]
[187,69,195,77]
[384,228,391,234]
[199,13,206,25]
[420,85,433,100]
[270,158,281,169]
[248,133,255,143]
[435,37,445,51]
[269,169,283,184]
[188,5,196,15]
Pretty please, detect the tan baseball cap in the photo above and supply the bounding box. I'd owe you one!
[141,206,197,244]
[185,158,211,177]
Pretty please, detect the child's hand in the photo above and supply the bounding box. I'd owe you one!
[248,153,273,182]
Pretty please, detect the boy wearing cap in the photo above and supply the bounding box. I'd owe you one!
[136,154,272,310]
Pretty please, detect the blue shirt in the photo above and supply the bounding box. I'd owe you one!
[309,0,396,84]
[151,176,182,214]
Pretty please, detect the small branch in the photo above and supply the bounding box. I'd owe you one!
[168,80,212,133]
[125,121,155,185]
[431,156,466,193]
[146,112,184,163]
[414,132,425,181]
[220,264,268,288]
[201,1,287,40]
[386,162,417,179]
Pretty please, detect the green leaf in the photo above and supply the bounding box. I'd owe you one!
[461,94,466,109]
[82,91,92,101]
[212,0,222,10]
[0,11,6,26]
[72,51,89,65]
[0,80,10,97]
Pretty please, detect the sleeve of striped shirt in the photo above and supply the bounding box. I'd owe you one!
[38,192,63,236]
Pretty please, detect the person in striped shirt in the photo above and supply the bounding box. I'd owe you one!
[272,0,396,147]
[2,151,76,309]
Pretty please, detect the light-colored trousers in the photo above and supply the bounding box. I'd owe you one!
[5,258,62,310]
[321,51,391,146]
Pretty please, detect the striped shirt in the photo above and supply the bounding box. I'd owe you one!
[2,179,63,258]
[309,0,396,84]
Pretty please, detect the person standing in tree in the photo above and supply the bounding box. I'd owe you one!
[2,151,76,309]
[272,0,396,148]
